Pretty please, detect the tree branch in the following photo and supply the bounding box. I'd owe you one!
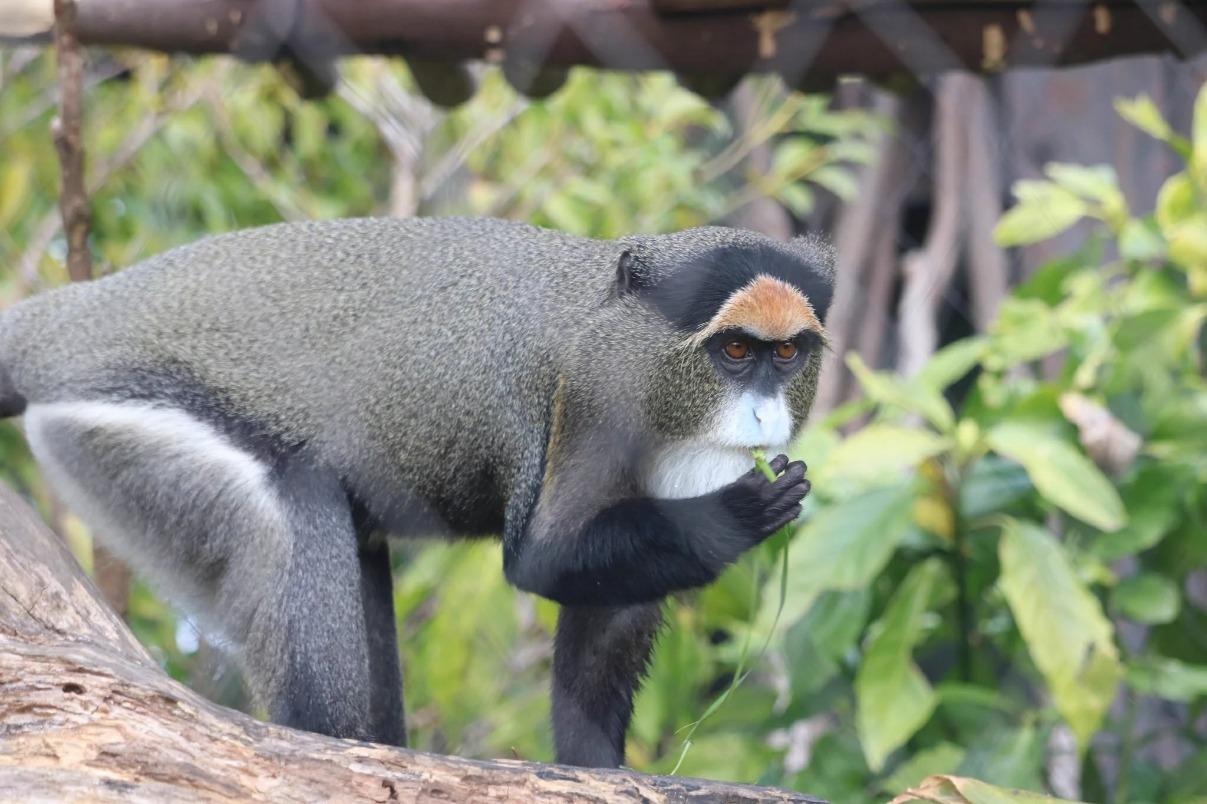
[0,482,822,803]
[50,0,91,283]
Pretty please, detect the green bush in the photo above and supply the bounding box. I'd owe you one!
[716,83,1207,802]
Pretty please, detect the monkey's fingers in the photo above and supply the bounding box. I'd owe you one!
[766,478,809,512]
[765,504,803,536]
[768,454,790,474]
[771,461,807,489]
[773,479,811,510]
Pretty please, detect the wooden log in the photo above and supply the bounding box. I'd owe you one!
[0,482,823,803]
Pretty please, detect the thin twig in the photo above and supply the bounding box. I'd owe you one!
[204,85,309,222]
[50,0,134,617]
[698,90,803,184]
[420,98,528,202]
[1,59,128,142]
[51,0,92,282]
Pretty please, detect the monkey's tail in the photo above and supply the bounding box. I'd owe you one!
[0,364,23,418]
[0,313,27,419]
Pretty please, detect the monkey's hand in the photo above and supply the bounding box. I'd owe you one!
[717,453,809,549]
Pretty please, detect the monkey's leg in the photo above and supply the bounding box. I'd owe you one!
[358,538,406,746]
[552,602,663,768]
[24,400,374,741]
[266,459,375,739]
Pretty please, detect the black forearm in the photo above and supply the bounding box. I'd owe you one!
[506,493,740,607]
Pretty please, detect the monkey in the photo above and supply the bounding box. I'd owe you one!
[0,216,832,768]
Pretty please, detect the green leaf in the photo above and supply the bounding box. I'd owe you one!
[1111,307,1180,351]
[958,455,1033,520]
[786,484,919,591]
[784,588,870,695]
[1090,464,1182,560]
[1166,217,1207,278]
[1044,163,1124,209]
[1195,81,1207,180]
[808,164,860,200]
[1127,656,1207,701]
[1113,90,1193,164]
[995,181,1087,246]
[985,423,1126,531]
[998,520,1123,748]
[652,90,716,130]
[1156,173,1197,234]
[1115,95,1174,143]
[985,298,1069,369]
[1118,218,1167,261]
[0,159,32,229]
[955,723,1046,792]
[777,182,815,217]
[753,484,916,640]
[882,743,967,794]
[541,192,592,235]
[773,139,822,178]
[816,424,951,489]
[798,587,872,659]
[914,337,989,393]
[856,558,952,771]
[846,353,955,431]
[1111,573,1181,624]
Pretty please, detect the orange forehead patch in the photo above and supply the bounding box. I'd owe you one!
[690,274,823,346]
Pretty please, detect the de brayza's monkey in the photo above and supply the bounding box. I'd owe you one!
[0,217,832,767]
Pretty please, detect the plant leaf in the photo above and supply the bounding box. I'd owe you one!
[881,743,967,795]
[1115,95,1173,143]
[985,423,1126,531]
[914,337,989,393]
[817,424,952,489]
[995,181,1087,246]
[998,520,1123,749]
[753,483,916,639]
[856,558,952,771]
[1044,163,1123,209]
[1111,573,1181,625]
[1127,656,1207,701]
[846,353,955,432]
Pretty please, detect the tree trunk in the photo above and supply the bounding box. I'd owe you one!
[0,483,822,803]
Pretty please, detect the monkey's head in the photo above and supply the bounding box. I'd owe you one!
[606,228,834,454]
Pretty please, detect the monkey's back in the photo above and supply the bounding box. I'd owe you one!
[1,217,616,532]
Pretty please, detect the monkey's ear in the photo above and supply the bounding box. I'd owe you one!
[613,250,643,298]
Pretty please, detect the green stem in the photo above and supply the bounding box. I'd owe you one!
[670,449,794,774]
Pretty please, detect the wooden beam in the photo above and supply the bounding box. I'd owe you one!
[3,1,1204,98]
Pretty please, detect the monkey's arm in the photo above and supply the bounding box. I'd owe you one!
[504,456,808,607]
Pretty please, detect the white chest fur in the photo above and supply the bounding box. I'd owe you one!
[641,439,786,500]
[640,390,792,500]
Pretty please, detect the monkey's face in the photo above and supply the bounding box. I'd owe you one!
[695,327,825,450]
[621,235,831,499]
[638,297,826,501]
[641,264,828,446]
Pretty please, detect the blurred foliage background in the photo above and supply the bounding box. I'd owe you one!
[2,46,1206,803]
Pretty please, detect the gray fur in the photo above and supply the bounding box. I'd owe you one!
[0,216,834,760]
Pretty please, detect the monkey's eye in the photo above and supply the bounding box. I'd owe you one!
[723,341,750,360]
[775,342,798,360]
